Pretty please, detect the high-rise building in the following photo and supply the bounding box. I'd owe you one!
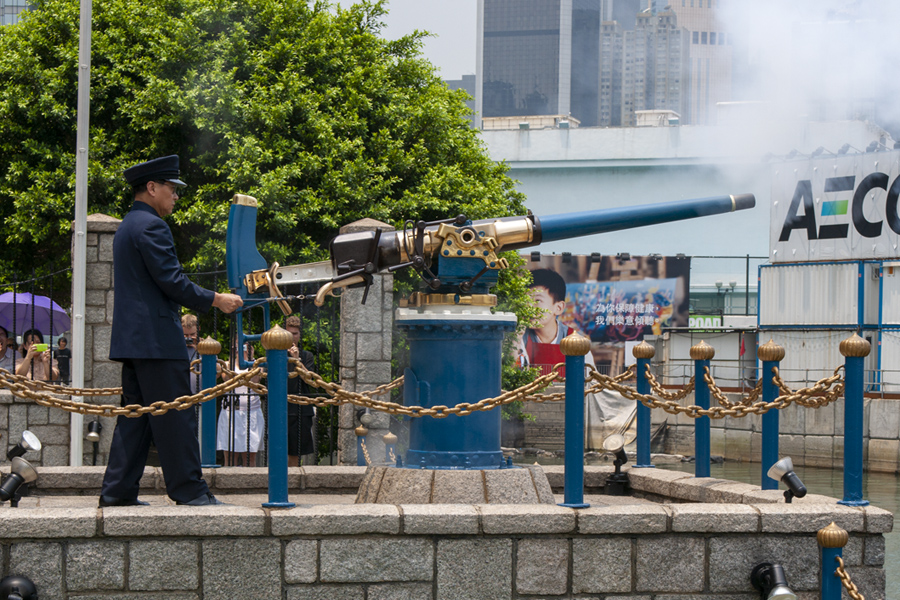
[477,0,603,128]
[1,0,29,25]
[669,0,733,125]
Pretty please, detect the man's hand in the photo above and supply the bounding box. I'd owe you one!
[288,344,299,358]
[213,292,244,314]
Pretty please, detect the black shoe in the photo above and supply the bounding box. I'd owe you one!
[176,492,227,506]
[99,495,150,507]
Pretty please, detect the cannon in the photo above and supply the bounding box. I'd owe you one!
[226,192,755,471]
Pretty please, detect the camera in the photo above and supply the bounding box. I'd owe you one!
[184,336,196,346]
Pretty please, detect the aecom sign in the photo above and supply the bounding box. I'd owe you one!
[770,150,900,262]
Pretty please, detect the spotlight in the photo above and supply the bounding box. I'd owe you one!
[602,434,629,496]
[530,251,542,262]
[767,457,807,503]
[359,411,374,427]
[7,431,41,461]
[0,457,38,506]
[837,143,852,155]
[589,252,602,264]
[866,141,879,153]
[616,252,631,262]
[750,562,797,600]
[86,419,102,443]
[809,146,826,158]
[561,252,572,263]
[0,575,38,600]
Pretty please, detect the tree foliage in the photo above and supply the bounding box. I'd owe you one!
[0,0,527,277]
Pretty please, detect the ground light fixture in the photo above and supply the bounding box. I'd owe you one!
[0,575,38,600]
[6,430,40,461]
[767,457,807,503]
[750,562,797,600]
[86,419,103,465]
[602,433,629,496]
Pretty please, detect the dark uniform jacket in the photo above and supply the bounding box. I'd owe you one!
[109,202,215,360]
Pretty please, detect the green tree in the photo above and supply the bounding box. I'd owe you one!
[0,0,527,277]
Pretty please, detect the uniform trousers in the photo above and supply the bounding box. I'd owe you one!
[100,358,209,503]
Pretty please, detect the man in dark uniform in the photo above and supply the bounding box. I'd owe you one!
[285,315,316,466]
[99,155,243,507]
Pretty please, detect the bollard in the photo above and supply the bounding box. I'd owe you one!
[197,337,221,468]
[690,340,714,477]
[818,521,849,600]
[261,325,295,508]
[758,340,785,489]
[383,431,397,465]
[559,333,591,508]
[356,425,369,466]
[839,333,870,506]
[632,341,655,468]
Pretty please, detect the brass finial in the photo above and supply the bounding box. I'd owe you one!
[560,332,591,356]
[689,340,715,361]
[817,521,849,548]
[632,340,655,359]
[839,333,871,358]
[261,325,294,351]
[383,432,398,445]
[757,339,785,362]
[197,336,222,356]
[355,425,369,437]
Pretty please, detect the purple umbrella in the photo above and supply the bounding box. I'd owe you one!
[0,292,71,337]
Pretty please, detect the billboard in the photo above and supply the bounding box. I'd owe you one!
[516,254,690,375]
[770,149,900,263]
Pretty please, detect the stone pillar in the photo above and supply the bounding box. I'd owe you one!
[337,219,394,465]
[79,213,121,466]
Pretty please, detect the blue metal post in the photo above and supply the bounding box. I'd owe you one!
[198,338,221,468]
[262,326,294,508]
[818,522,849,600]
[839,334,870,506]
[633,342,655,468]
[560,334,590,508]
[691,341,714,478]
[758,340,785,489]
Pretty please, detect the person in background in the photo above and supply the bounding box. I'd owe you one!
[0,325,15,372]
[217,341,264,466]
[16,329,58,382]
[54,337,71,383]
[285,315,316,466]
[182,314,201,394]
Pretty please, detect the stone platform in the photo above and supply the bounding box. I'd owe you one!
[0,465,891,600]
[356,464,555,504]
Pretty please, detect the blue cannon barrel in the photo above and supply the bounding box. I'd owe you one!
[532,194,755,245]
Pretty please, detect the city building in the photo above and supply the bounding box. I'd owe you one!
[1,0,28,25]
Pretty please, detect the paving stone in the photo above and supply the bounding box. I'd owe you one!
[103,506,265,537]
[10,542,62,599]
[202,538,280,600]
[577,503,668,534]
[436,539,511,600]
[355,466,386,503]
[320,538,432,582]
[480,504,575,534]
[627,467,692,497]
[702,481,760,503]
[271,503,400,536]
[484,467,539,503]
[572,537,631,593]
[431,469,486,503]
[368,583,432,600]
[670,503,759,532]
[524,463,556,503]
[302,466,367,490]
[287,584,365,600]
[66,540,126,591]
[516,538,568,595]
[708,535,820,592]
[129,540,199,590]
[69,595,198,600]
[635,536,704,592]
[756,503,865,533]
[401,504,480,535]
[375,467,434,503]
[865,534,886,566]
[0,507,96,538]
[285,539,318,584]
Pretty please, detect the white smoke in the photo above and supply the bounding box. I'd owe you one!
[716,0,900,139]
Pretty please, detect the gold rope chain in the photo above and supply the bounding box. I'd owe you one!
[0,359,844,420]
[835,556,866,600]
